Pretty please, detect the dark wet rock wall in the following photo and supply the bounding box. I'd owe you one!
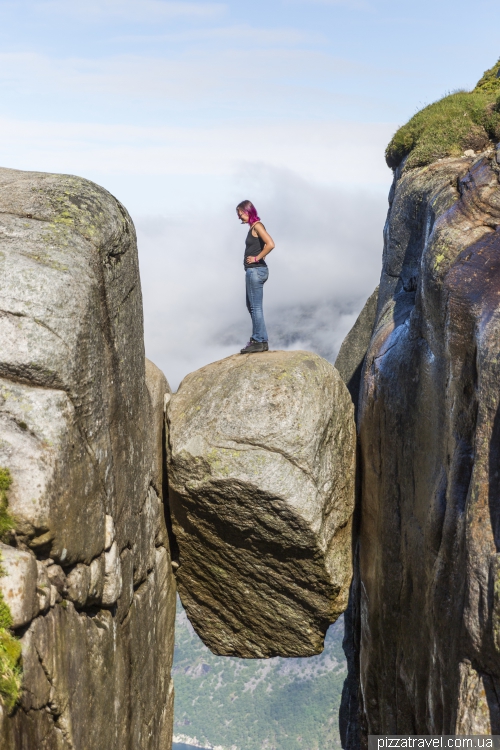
[342,147,500,742]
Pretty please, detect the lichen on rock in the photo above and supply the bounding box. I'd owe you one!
[167,350,356,658]
[0,469,14,542]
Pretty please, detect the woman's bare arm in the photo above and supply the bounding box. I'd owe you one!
[246,222,275,264]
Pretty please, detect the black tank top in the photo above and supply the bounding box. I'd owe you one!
[244,225,267,269]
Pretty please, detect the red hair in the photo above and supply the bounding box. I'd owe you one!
[236,200,260,225]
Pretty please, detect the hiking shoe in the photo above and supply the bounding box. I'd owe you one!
[247,339,268,350]
[240,341,267,354]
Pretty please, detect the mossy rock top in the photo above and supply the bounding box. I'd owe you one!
[386,58,500,170]
[0,468,14,540]
[475,59,500,94]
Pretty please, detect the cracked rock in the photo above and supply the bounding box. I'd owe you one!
[145,357,171,499]
[104,515,115,551]
[335,285,378,416]
[66,563,91,608]
[87,554,105,605]
[49,584,60,607]
[102,542,122,606]
[36,561,51,613]
[0,543,38,628]
[167,350,356,658]
[132,486,158,586]
[45,563,66,597]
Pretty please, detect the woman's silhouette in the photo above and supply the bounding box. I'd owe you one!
[236,200,275,354]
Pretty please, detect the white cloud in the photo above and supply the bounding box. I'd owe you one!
[37,0,226,21]
[285,0,371,8]
[113,24,325,46]
[0,116,395,191]
[0,49,377,117]
[137,165,387,389]
[0,40,392,391]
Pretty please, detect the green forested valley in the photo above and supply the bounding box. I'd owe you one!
[172,599,346,750]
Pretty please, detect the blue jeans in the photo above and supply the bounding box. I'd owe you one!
[245,267,269,343]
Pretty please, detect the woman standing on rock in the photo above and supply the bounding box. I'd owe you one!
[236,200,275,354]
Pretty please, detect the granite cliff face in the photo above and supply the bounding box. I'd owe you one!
[167,351,356,658]
[0,167,176,749]
[335,287,378,417]
[341,144,500,742]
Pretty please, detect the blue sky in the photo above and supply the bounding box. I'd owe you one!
[1,0,497,210]
[0,0,498,385]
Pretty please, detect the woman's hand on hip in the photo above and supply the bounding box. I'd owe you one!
[246,255,259,264]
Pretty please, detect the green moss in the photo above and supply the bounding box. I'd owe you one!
[0,468,12,493]
[0,597,12,631]
[386,59,500,170]
[0,626,22,713]
[0,468,15,540]
[0,468,22,712]
[475,60,500,94]
[173,597,347,750]
[0,588,22,714]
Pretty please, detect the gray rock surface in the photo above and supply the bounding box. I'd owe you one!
[104,515,115,550]
[35,562,51,613]
[334,287,378,414]
[88,555,105,605]
[65,563,90,608]
[101,541,123,606]
[335,290,380,747]
[0,543,38,628]
[167,350,356,658]
[341,148,500,741]
[2,548,174,750]
[0,166,176,749]
[145,358,172,501]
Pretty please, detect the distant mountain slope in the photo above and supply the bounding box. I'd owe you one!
[172,599,346,750]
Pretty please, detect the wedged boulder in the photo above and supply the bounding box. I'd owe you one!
[167,350,356,658]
